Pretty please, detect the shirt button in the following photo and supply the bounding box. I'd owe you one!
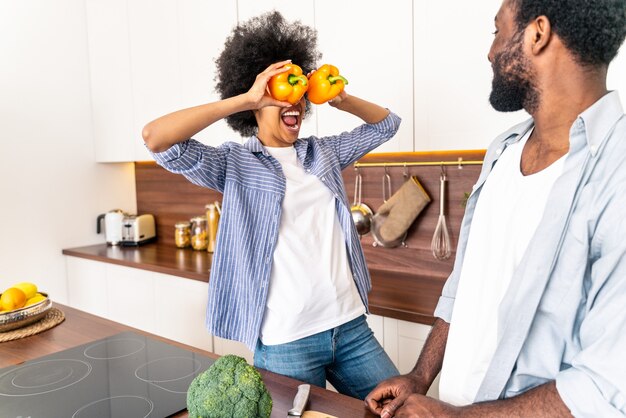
[590,145,597,154]
[495,148,503,155]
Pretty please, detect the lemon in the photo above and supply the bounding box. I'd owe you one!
[0,287,27,311]
[25,293,47,307]
[13,282,38,300]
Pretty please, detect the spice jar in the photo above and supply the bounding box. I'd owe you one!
[190,216,208,251]
[205,202,221,253]
[174,221,191,248]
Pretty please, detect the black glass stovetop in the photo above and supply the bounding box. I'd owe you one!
[0,331,215,418]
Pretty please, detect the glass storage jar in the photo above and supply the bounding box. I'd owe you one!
[205,202,221,253]
[174,221,191,248]
[190,216,208,251]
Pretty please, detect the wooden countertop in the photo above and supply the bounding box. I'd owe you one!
[63,243,439,324]
[63,243,212,282]
[0,303,375,418]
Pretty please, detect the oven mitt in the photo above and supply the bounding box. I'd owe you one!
[377,176,431,242]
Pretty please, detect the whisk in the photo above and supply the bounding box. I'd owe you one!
[431,168,451,260]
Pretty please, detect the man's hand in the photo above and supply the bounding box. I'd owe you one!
[393,394,459,417]
[365,374,422,417]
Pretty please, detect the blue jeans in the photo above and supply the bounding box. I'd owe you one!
[254,315,399,400]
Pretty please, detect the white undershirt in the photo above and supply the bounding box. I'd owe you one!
[438,131,565,405]
[260,145,365,345]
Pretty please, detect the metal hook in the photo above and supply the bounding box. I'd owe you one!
[403,163,409,180]
[353,167,362,206]
[440,163,446,181]
[383,166,392,202]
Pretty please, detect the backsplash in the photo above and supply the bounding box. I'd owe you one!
[135,149,485,324]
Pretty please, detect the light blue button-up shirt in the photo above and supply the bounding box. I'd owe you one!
[434,91,626,416]
[151,112,401,350]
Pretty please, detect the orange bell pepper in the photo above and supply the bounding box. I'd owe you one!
[267,64,308,105]
[307,64,349,104]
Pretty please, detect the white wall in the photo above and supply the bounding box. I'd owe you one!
[0,0,136,302]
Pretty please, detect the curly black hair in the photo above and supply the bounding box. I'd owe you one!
[214,11,321,137]
[510,0,626,67]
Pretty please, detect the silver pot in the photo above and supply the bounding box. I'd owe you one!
[350,168,372,235]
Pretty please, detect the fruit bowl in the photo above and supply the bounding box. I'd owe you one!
[0,292,52,333]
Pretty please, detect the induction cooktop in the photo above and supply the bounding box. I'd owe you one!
[0,331,215,418]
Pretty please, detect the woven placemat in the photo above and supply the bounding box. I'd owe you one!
[0,308,65,343]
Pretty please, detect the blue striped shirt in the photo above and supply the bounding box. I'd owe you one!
[150,112,401,350]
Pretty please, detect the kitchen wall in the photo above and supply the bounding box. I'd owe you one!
[1,0,625,304]
[0,1,136,301]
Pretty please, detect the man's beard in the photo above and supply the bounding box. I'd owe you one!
[489,33,539,113]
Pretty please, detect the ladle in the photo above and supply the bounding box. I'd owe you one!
[431,166,451,260]
[350,168,373,235]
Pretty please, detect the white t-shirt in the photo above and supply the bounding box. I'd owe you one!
[438,131,565,405]
[259,145,365,345]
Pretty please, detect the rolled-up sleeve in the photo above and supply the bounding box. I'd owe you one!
[327,111,401,169]
[556,209,626,417]
[148,139,229,192]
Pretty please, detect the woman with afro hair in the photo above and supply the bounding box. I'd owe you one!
[143,11,400,399]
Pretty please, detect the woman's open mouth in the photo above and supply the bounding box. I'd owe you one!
[281,109,301,133]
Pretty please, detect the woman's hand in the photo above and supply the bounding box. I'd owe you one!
[328,90,348,107]
[246,60,294,109]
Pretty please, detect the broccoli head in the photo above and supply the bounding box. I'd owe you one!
[187,354,272,418]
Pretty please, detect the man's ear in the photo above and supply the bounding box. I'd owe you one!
[529,15,552,55]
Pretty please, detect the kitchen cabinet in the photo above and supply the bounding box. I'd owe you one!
[314,0,414,153]
[65,256,213,352]
[383,317,439,398]
[65,255,437,395]
[1,304,374,418]
[412,1,527,151]
[84,0,135,162]
[236,0,319,140]
[85,0,238,162]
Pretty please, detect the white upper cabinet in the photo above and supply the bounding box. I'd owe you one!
[413,1,527,151]
[86,0,626,160]
[86,0,238,162]
[85,0,135,162]
[236,0,318,139]
[177,0,239,145]
[127,0,181,162]
[315,0,414,153]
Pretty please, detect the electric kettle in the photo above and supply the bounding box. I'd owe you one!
[97,209,126,245]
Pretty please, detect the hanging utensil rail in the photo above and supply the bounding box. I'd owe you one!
[353,157,482,169]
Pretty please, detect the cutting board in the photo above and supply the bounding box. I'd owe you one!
[301,411,339,418]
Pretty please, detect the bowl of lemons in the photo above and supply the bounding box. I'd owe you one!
[0,282,51,333]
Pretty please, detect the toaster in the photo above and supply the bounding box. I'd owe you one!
[121,214,157,246]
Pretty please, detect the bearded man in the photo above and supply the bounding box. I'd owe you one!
[366,0,626,416]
